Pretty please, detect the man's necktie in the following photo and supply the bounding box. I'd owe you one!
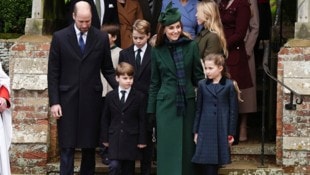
[120,90,126,104]
[135,49,142,71]
[79,32,85,53]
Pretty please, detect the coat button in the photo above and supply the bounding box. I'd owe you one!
[121,129,123,133]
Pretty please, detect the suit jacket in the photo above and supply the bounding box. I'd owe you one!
[119,44,152,130]
[101,0,120,25]
[101,88,147,160]
[138,0,162,35]
[118,44,151,95]
[117,0,144,49]
[48,24,117,148]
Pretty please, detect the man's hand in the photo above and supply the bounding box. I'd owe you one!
[0,97,7,112]
[51,104,62,119]
[103,142,109,147]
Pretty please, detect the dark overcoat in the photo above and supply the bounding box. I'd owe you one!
[138,0,162,35]
[147,40,204,175]
[101,88,147,160]
[192,78,238,165]
[48,24,117,148]
[219,0,253,89]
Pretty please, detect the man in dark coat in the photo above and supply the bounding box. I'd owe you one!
[138,0,162,35]
[48,1,117,174]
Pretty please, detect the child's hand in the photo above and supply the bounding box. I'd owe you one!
[228,135,234,146]
[103,142,109,147]
[137,144,147,149]
[194,133,198,144]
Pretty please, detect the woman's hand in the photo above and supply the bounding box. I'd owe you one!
[194,133,198,144]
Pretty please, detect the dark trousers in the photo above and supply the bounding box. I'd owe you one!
[201,164,219,175]
[109,159,135,175]
[140,131,154,175]
[60,148,95,175]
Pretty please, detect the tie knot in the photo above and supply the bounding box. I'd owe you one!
[121,90,126,95]
[137,49,141,53]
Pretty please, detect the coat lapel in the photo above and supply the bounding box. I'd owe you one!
[82,27,97,60]
[67,25,84,58]
[122,89,135,111]
[157,46,176,75]
[137,45,151,79]
[205,78,226,96]
[112,88,123,111]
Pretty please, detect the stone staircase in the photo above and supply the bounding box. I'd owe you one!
[47,141,283,175]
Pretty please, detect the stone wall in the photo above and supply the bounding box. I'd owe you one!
[9,35,56,174]
[277,39,310,174]
[0,39,15,74]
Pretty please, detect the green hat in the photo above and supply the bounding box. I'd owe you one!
[158,2,181,26]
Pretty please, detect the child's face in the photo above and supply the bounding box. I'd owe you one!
[108,33,117,46]
[116,74,134,89]
[132,30,150,48]
[204,60,223,81]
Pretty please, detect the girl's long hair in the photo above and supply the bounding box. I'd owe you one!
[197,1,228,57]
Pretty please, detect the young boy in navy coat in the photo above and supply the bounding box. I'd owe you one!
[118,19,154,175]
[101,62,147,175]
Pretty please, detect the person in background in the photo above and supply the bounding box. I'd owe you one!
[147,2,204,175]
[218,0,252,144]
[238,0,259,142]
[195,0,228,61]
[99,23,123,165]
[0,62,11,175]
[192,53,238,175]
[48,1,117,174]
[101,62,147,175]
[162,0,201,39]
[66,0,119,29]
[138,0,163,36]
[118,19,153,175]
[117,0,144,49]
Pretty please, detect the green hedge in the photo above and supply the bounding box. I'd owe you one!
[0,0,32,34]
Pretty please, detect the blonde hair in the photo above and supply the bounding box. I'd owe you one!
[132,19,151,35]
[197,1,228,57]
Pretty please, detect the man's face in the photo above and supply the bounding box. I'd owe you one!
[73,9,92,33]
[132,30,150,48]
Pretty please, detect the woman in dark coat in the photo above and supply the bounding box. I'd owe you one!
[147,3,204,175]
[218,0,252,89]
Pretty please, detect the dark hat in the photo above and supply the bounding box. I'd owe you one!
[158,2,181,26]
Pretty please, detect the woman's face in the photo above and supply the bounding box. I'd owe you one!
[164,21,182,41]
[196,8,205,25]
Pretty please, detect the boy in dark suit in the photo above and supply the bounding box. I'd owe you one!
[101,62,147,175]
[118,19,154,175]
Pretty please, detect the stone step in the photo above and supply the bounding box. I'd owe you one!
[47,143,278,174]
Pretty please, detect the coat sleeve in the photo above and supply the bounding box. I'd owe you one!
[101,32,118,89]
[48,34,61,106]
[138,93,147,144]
[203,33,223,57]
[0,86,10,108]
[244,0,259,56]
[101,93,112,143]
[228,81,239,136]
[147,48,161,113]
[193,81,203,133]
[191,41,204,86]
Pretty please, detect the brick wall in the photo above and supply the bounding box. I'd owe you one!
[9,35,55,174]
[277,39,310,174]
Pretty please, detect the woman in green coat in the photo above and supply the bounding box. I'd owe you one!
[147,2,204,175]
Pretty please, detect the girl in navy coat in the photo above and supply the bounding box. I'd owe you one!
[192,54,239,175]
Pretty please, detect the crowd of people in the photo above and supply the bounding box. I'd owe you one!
[46,0,272,175]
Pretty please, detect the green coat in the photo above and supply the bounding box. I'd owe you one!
[147,40,204,175]
[195,29,223,59]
